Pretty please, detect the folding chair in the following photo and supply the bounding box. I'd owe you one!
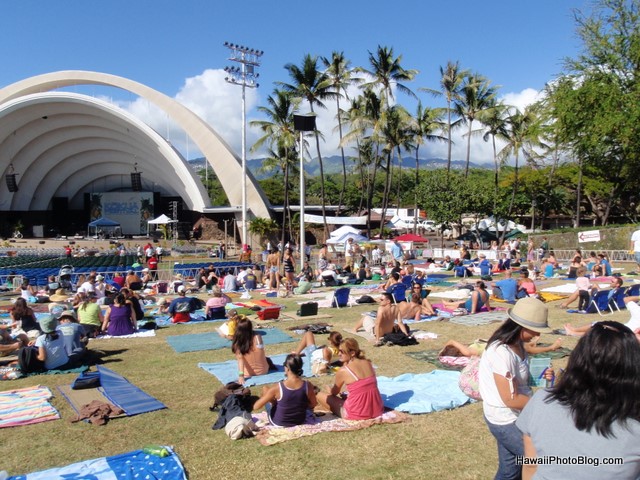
[586,289,614,316]
[610,287,626,311]
[331,287,351,308]
[626,283,640,298]
[387,283,408,304]
[322,275,339,287]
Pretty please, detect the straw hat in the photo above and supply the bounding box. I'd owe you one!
[49,288,69,302]
[507,297,552,334]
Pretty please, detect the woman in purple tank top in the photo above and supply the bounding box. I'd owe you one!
[253,354,317,427]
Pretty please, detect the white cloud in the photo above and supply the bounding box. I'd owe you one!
[103,71,543,169]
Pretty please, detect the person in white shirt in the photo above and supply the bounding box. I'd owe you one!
[631,226,640,270]
[77,276,96,295]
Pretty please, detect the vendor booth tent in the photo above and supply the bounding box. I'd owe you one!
[326,232,369,245]
[87,217,121,238]
[395,233,430,243]
[147,214,178,236]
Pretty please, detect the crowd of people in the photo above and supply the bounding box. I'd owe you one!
[2,230,640,479]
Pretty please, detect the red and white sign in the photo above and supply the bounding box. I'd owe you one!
[578,230,601,243]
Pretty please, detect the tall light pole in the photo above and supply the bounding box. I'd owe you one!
[224,42,263,248]
[294,114,317,271]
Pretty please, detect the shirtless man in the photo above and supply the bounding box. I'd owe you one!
[353,293,408,344]
[397,294,422,324]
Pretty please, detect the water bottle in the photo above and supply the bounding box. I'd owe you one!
[143,445,169,457]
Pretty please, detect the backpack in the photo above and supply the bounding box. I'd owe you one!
[296,302,318,317]
[210,382,252,411]
[355,295,375,304]
[18,346,45,374]
[382,331,418,346]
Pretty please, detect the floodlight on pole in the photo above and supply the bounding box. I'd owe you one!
[294,114,317,272]
[224,41,263,248]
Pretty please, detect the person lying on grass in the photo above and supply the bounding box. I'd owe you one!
[293,331,343,375]
[252,354,317,427]
[442,281,490,314]
[438,337,563,358]
[316,338,384,420]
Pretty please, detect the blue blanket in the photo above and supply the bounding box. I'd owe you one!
[167,328,294,353]
[198,353,312,386]
[377,370,471,414]
[9,445,186,479]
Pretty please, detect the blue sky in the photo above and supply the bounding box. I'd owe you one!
[0,0,591,163]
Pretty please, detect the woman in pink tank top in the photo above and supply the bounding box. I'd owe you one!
[316,338,384,420]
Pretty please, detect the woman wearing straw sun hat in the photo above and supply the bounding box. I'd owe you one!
[478,297,554,480]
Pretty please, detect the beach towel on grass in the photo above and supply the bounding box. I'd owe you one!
[377,370,471,414]
[252,409,410,446]
[167,328,294,353]
[0,386,60,428]
[448,311,508,326]
[7,445,186,480]
[94,330,156,340]
[199,352,312,386]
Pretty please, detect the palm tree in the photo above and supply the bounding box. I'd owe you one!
[341,88,385,236]
[410,102,447,231]
[480,101,509,211]
[498,106,545,224]
[250,89,299,251]
[379,105,412,235]
[359,45,418,105]
[423,61,468,174]
[455,72,498,177]
[321,51,359,214]
[279,54,337,239]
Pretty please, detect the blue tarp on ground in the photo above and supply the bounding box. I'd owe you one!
[166,328,295,353]
[198,353,313,386]
[377,370,471,414]
[98,365,166,416]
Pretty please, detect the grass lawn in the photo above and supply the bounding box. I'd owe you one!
[1,268,632,479]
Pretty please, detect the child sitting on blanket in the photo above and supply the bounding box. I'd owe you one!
[293,331,343,375]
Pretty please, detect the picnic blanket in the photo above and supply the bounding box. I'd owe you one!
[252,409,410,446]
[167,328,294,353]
[428,289,471,300]
[1,364,88,381]
[377,370,471,414]
[539,292,569,302]
[7,445,187,480]
[0,386,60,428]
[343,327,376,342]
[448,311,508,326]
[198,352,312,386]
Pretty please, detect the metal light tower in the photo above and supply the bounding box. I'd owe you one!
[294,114,317,271]
[224,42,263,247]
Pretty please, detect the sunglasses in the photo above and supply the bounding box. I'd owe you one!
[339,349,348,354]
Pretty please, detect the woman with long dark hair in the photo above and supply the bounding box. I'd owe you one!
[10,297,41,337]
[517,321,640,479]
[232,317,269,384]
[478,297,553,480]
[253,354,317,427]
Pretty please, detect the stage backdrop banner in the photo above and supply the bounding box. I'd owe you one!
[91,192,154,235]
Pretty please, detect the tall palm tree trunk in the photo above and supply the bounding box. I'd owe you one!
[336,97,347,215]
[310,104,328,240]
[379,151,393,236]
[464,121,473,177]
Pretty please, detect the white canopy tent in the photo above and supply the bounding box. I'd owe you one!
[146,214,178,236]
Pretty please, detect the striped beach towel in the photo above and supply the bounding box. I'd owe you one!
[0,385,60,428]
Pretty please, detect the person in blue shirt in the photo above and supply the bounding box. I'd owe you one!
[492,269,518,303]
[598,253,612,276]
[477,254,493,277]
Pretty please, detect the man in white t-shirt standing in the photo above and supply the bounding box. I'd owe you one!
[344,238,355,269]
[631,226,640,270]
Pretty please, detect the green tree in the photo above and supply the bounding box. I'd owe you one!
[480,101,509,210]
[359,45,418,104]
[409,102,446,231]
